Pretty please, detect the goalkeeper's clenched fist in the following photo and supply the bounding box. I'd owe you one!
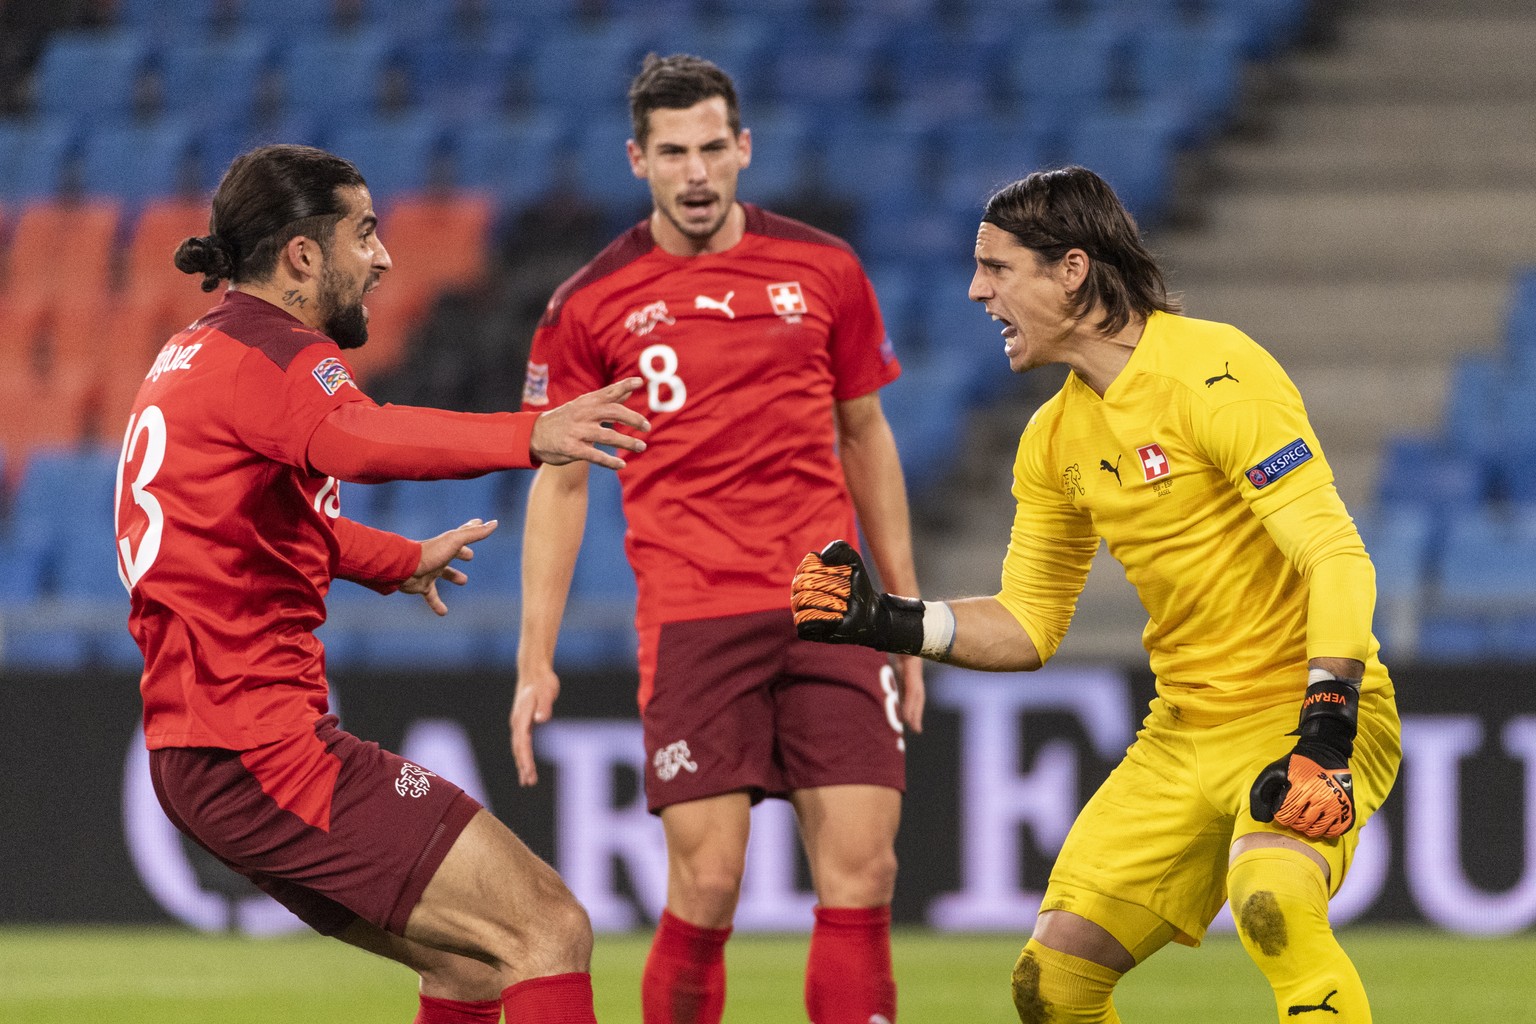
[1249,671,1361,839]
[791,540,952,658]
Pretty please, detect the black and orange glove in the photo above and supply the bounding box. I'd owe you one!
[1249,673,1361,839]
[791,539,924,654]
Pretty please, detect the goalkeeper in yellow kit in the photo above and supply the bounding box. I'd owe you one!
[792,166,1400,1023]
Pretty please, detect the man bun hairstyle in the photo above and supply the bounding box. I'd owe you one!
[983,166,1181,335]
[628,52,740,148]
[174,144,367,291]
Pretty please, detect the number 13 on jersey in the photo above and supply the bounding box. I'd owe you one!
[115,405,167,592]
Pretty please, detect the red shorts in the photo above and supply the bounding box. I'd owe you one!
[637,608,906,812]
[148,714,481,936]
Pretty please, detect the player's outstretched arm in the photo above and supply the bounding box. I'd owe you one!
[531,377,651,469]
[400,518,499,616]
[792,540,1044,671]
[1249,660,1363,839]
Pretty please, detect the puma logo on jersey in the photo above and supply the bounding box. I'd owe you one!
[694,291,736,318]
[653,740,699,782]
[1099,455,1122,486]
[1287,990,1339,1015]
[1204,361,1239,387]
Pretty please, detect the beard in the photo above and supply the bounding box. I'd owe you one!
[319,265,369,350]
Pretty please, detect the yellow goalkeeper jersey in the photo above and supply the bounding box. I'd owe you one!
[999,310,1386,721]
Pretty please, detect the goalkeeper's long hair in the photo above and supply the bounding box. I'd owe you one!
[983,166,1181,335]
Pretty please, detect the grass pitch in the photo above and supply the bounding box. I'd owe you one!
[1,925,1530,1022]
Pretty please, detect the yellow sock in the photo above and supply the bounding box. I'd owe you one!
[1228,847,1371,1022]
[1010,939,1122,1024]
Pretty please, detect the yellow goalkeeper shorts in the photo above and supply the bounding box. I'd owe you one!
[1041,683,1400,946]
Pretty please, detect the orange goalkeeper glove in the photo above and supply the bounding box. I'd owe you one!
[791,539,925,654]
[1249,673,1361,839]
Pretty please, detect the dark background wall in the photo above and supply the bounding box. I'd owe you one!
[3,662,1532,935]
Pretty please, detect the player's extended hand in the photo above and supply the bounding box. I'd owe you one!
[401,518,498,616]
[510,663,560,787]
[531,377,651,470]
[1249,740,1356,839]
[790,540,924,654]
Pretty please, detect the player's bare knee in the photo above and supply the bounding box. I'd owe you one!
[827,846,897,906]
[677,864,745,916]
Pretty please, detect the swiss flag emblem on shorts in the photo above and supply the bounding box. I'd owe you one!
[1137,443,1170,481]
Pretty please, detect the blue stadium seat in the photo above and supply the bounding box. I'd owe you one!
[1128,18,1247,144]
[1007,17,1128,114]
[157,29,278,135]
[1061,101,1184,225]
[1504,265,1536,361]
[866,264,918,349]
[329,112,450,200]
[528,19,659,117]
[453,113,569,209]
[1355,504,1433,660]
[666,19,778,100]
[813,113,935,208]
[560,464,638,669]
[882,351,973,485]
[237,0,381,31]
[881,22,1013,123]
[1374,433,1488,514]
[737,106,810,205]
[0,120,79,202]
[276,29,399,122]
[396,27,533,119]
[1438,352,1502,468]
[1434,507,1536,608]
[936,113,1059,220]
[770,22,887,122]
[33,30,154,126]
[79,117,203,203]
[914,272,1016,400]
[570,118,655,230]
[116,0,228,37]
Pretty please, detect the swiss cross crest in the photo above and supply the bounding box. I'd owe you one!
[767,281,808,319]
[1137,443,1170,481]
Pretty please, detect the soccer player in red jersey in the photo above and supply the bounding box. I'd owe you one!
[510,56,923,1024]
[113,144,649,1024]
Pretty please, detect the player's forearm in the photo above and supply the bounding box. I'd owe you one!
[837,403,919,596]
[944,596,1044,671]
[332,516,421,593]
[307,402,541,484]
[517,463,588,670]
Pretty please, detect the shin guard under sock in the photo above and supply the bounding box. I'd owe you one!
[415,993,502,1024]
[641,908,731,1024]
[1229,847,1370,1022]
[1010,939,1122,1024]
[500,972,596,1024]
[805,904,896,1023]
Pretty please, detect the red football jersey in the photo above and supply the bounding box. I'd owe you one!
[116,292,418,750]
[523,205,900,628]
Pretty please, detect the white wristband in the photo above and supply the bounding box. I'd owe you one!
[919,601,956,660]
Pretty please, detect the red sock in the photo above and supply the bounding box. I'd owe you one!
[500,973,595,1024]
[415,993,502,1024]
[805,904,896,1024]
[641,908,732,1024]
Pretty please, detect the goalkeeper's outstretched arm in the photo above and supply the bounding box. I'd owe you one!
[792,540,1043,672]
